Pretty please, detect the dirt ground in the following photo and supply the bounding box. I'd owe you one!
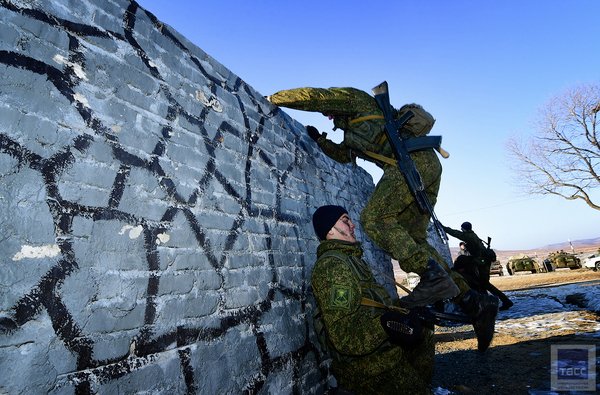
[430,269,600,395]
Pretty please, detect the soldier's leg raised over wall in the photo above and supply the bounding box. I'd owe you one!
[420,239,471,297]
[360,164,469,298]
[359,166,459,307]
[360,164,498,352]
[360,164,435,274]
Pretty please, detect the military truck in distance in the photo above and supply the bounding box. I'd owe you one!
[543,251,582,272]
[489,261,504,276]
[506,254,544,275]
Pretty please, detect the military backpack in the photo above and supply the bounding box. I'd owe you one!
[479,237,497,264]
[340,104,436,164]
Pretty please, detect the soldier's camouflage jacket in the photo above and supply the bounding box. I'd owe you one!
[311,239,434,394]
[271,86,458,294]
[268,87,435,167]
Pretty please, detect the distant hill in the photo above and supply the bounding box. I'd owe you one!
[448,237,600,264]
[397,237,600,277]
[537,237,600,250]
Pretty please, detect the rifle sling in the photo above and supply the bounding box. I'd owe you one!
[361,297,410,314]
[348,114,385,125]
[362,135,444,166]
[362,150,396,166]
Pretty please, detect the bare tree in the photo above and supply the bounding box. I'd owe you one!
[505,83,600,210]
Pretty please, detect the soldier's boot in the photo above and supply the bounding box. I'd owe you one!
[499,297,514,311]
[459,290,499,352]
[398,258,460,308]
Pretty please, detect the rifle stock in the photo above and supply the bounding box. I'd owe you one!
[372,81,448,244]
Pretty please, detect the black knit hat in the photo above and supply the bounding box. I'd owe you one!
[461,222,472,231]
[312,205,348,240]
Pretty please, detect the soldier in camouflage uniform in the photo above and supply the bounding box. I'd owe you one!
[443,222,513,311]
[267,87,455,283]
[269,87,499,352]
[311,205,435,395]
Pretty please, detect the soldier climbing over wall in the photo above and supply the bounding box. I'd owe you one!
[443,222,513,311]
[267,86,499,352]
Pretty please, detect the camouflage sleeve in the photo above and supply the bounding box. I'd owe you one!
[315,134,352,164]
[311,256,389,356]
[268,87,377,114]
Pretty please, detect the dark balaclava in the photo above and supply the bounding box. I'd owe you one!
[461,222,472,231]
[312,205,348,240]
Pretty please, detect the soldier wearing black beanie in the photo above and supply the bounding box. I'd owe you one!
[309,204,436,393]
[312,205,348,240]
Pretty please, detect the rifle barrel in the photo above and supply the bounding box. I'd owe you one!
[372,81,448,244]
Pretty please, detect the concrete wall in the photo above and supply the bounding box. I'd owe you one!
[0,0,398,393]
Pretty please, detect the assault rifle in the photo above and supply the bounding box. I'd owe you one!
[371,81,448,244]
[368,264,472,326]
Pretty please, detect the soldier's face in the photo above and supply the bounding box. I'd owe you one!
[329,214,356,242]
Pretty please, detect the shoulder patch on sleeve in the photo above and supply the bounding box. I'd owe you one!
[328,284,353,311]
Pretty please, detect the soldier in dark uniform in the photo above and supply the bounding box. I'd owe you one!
[268,87,499,352]
[443,222,513,310]
[453,242,485,293]
[310,205,435,395]
[458,242,469,256]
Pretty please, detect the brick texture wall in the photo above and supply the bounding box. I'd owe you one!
[0,1,408,393]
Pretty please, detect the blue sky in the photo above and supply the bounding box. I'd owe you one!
[137,0,600,250]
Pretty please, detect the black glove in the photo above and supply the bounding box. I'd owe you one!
[380,309,423,348]
[306,125,321,142]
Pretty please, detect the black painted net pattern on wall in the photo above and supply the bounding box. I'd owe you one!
[0,1,342,393]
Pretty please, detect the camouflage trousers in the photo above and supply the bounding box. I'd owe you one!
[360,164,470,299]
[333,328,435,395]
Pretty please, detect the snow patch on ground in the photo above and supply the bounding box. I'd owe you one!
[498,283,600,395]
[496,282,600,338]
[435,281,600,395]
